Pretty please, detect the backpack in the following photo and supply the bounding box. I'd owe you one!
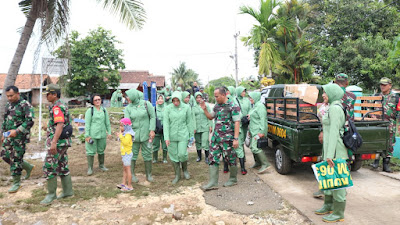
[154,105,163,134]
[340,105,363,152]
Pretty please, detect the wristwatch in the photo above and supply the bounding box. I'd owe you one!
[233,137,238,140]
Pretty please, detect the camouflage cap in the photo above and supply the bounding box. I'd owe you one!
[379,77,392,85]
[44,84,60,94]
[335,73,348,81]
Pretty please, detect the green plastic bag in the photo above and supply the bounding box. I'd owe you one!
[312,159,353,191]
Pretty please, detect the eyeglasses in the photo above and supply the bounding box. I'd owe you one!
[94,99,101,101]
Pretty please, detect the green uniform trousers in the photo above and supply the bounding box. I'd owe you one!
[249,134,263,154]
[1,138,26,176]
[132,142,152,161]
[153,134,167,152]
[195,132,209,151]
[43,146,69,179]
[324,189,347,202]
[235,126,247,158]
[168,141,188,162]
[85,138,107,156]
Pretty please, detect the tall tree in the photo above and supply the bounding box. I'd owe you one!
[240,0,280,77]
[53,27,125,96]
[305,0,400,88]
[170,62,199,91]
[0,0,146,131]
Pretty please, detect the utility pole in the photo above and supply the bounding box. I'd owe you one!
[233,32,240,87]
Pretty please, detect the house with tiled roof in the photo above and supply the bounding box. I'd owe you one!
[0,74,58,106]
[118,70,165,91]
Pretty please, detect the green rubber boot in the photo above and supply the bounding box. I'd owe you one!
[98,154,108,171]
[315,195,333,215]
[57,174,74,199]
[144,161,153,182]
[87,156,94,176]
[250,153,261,168]
[22,161,35,180]
[153,151,158,163]
[201,164,219,191]
[172,162,181,184]
[40,177,57,205]
[8,175,21,193]
[313,189,324,198]
[181,161,190,180]
[130,160,139,183]
[223,165,238,187]
[322,201,346,222]
[257,152,270,174]
[162,151,168,163]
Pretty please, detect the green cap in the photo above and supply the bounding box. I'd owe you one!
[335,73,348,81]
[44,84,60,94]
[379,77,392,85]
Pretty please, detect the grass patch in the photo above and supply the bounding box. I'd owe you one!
[17,188,51,213]
[362,157,400,172]
[0,192,4,198]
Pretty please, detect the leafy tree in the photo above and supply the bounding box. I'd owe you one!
[305,0,400,88]
[239,80,261,91]
[53,27,125,96]
[208,76,236,88]
[204,85,215,103]
[240,0,280,76]
[1,0,146,131]
[170,62,199,91]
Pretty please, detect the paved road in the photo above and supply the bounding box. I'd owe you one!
[249,148,400,225]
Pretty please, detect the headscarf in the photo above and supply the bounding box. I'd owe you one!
[125,89,139,105]
[322,83,344,104]
[171,91,182,107]
[120,118,136,139]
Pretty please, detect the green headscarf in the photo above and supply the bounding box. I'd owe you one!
[171,91,182,106]
[235,86,246,99]
[125,89,139,105]
[249,92,261,103]
[322,83,344,104]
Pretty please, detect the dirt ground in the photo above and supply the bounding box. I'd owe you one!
[0,117,310,225]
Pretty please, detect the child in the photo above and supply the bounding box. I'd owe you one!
[117,118,135,191]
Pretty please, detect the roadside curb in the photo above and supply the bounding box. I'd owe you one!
[378,172,400,181]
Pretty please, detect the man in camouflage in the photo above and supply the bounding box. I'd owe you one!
[1,86,35,193]
[40,84,73,205]
[199,87,209,102]
[200,87,241,191]
[371,77,398,173]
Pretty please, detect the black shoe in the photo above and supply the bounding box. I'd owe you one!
[383,158,393,173]
[370,159,379,169]
[196,150,202,162]
[205,151,210,164]
[239,158,247,175]
[223,161,229,173]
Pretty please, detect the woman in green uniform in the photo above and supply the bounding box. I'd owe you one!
[248,92,270,174]
[314,83,348,223]
[152,95,168,163]
[124,89,156,183]
[85,94,111,176]
[193,92,212,163]
[235,86,251,175]
[164,91,193,184]
[182,91,196,143]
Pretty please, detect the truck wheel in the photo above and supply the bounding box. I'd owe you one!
[274,144,291,174]
[350,156,362,171]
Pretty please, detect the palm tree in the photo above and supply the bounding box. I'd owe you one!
[239,0,280,77]
[171,62,199,91]
[0,0,146,130]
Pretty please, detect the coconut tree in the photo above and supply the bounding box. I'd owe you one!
[239,0,281,77]
[0,0,146,131]
[171,62,199,91]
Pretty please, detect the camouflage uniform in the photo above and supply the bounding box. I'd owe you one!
[43,99,72,179]
[208,100,241,166]
[1,99,34,176]
[202,92,209,102]
[341,88,356,120]
[375,91,398,156]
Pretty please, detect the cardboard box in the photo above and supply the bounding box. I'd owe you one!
[284,84,319,105]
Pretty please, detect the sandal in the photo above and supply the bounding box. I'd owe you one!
[116,184,126,189]
[121,187,133,192]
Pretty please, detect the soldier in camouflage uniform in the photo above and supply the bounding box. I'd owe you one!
[1,86,35,193]
[199,87,209,102]
[40,84,73,205]
[200,87,241,191]
[371,77,398,173]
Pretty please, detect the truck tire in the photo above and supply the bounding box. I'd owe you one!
[350,156,363,171]
[274,144,292,174]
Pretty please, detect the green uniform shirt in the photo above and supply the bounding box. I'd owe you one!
[46,99,71,148]
[193,93,212,133]
[164,92,192,141]
[248,92,267,136]
[84,106,111,139]
[2,99,34,143]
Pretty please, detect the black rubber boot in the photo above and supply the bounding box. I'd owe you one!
[223,160,229,173]
[205,150,210,164]
[370,159,379,169]
[383,157,393,173]
[239,158,247,175]
[196,150,202,162]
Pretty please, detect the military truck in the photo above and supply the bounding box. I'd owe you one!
[261,84,389,175]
